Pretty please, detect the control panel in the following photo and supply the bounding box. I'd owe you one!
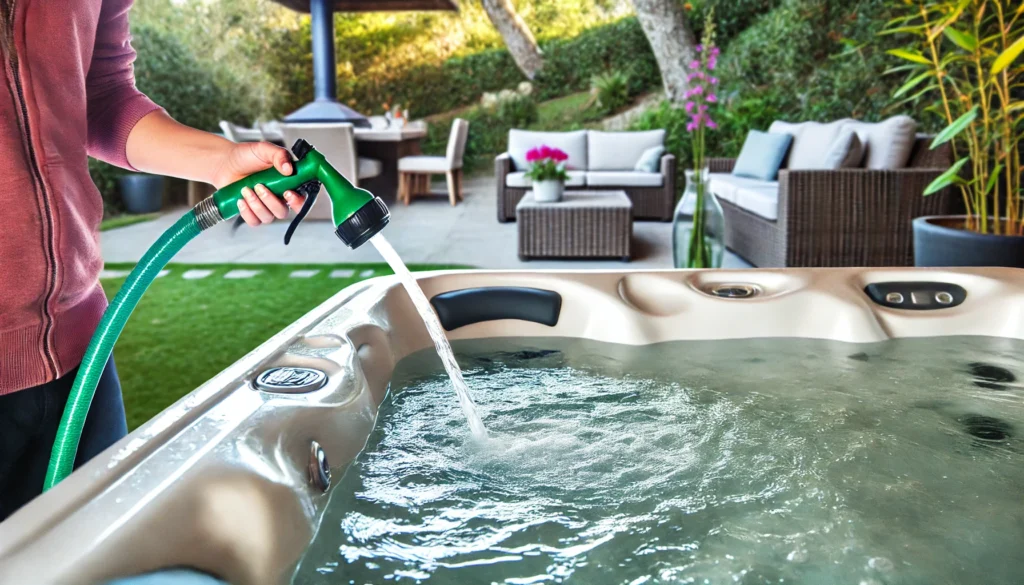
[863,281,967,310]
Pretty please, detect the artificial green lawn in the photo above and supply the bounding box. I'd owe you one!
[100,263,462,430]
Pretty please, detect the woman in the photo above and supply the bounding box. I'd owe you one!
[0,0,303,520]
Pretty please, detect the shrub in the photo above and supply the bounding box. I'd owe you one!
[635,0,908,168]
[90,23,265,212]
[591,71,631,115]
[332,17,661,120]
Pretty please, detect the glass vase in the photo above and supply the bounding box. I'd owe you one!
[673,167,725,268]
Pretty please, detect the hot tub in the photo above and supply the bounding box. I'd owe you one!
[1,268,1022,584]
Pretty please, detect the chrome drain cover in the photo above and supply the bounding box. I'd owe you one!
[707,284,759,299]
[253,367,327,394]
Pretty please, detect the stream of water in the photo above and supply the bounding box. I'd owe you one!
[370,234,487,438]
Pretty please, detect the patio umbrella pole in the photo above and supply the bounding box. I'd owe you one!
[43,140,390,491]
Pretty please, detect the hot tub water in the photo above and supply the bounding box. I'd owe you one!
[295,336,1024,584]
[370,235,487,437]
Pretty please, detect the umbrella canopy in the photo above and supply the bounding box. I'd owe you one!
[277,0,458,124]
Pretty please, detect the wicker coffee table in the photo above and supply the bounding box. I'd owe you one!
[517,190,633,261]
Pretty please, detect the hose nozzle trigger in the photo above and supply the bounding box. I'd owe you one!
[283,180,322,245]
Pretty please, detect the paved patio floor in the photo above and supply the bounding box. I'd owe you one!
[102,175,752,269]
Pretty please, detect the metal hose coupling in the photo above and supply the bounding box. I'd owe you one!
[193,195,225,231]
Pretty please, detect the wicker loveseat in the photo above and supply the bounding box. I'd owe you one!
[708,122,957,267]
[496,129,677,222]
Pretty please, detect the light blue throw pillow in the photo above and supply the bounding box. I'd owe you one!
[634,145,665,172]
[732,130,793,181]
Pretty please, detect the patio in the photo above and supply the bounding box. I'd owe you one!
[101,173,753,269]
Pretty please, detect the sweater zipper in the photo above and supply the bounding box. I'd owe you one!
[2,0,60,378]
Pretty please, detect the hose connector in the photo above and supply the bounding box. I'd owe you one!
[194,196,224,231]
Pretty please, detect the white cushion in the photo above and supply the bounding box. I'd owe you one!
[768,119,853,170]
[587,130,666,171]
[840,116,917,169]
[585,171,663,187]
[506,170,586,188]
[708,173,778,204]
[358,157,382,179]
[733,185,779,220]
[398,155,450,173]
[821,130,864,169]
[508,130,588,171]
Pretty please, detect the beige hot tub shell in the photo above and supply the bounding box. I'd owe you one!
[0,267,1022,585]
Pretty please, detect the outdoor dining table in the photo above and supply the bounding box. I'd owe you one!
[259,123,428,201]
[188,124,429,206]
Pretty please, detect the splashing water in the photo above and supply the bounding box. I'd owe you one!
[370,234,487,437]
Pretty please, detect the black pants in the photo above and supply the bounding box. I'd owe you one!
[0,357,126,521]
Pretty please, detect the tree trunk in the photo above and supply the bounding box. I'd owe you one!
[482,0,544,79]
[630,0,699,102]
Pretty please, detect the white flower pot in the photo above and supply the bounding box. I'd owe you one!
[533,180,564,203]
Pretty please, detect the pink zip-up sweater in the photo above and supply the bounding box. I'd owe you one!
[0,0,161,394]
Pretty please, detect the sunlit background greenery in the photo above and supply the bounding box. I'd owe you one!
[94,0,917,212]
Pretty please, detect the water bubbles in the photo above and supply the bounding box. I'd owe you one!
[867,556,894,572]
[786,548,808,563]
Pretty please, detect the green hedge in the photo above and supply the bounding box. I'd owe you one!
[91,24,264,214]
[634,0,912,167]
[337,17,660,120]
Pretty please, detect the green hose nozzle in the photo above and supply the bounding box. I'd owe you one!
[211,139,390,248]
[43,140,389,491]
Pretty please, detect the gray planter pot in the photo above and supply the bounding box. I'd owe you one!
[913,215,1024,268]
[118,174,165,214]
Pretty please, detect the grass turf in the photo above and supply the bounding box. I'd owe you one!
[100,262,463,430]
[99,213,160,232]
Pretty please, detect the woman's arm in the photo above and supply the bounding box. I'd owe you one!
[86,0,300,226]
[125,110,305,226]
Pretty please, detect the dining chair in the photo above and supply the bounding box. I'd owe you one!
[396,118,469,206]
[218,121,262,143]
[280,123,383,220]
[257,120,285,144]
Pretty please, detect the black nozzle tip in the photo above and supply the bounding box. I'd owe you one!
[291,139,313,160]
[336,197,390,249]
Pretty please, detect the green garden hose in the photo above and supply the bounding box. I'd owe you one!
[43,140,390,491]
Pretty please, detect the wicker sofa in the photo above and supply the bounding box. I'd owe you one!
[707,122,957,267]
[495,129,677,222]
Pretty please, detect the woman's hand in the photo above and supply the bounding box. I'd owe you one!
[211,141,307,227]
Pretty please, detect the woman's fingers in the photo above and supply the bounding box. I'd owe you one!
[283,190,306,213]
[236,198,261,227]
[255,184,290,220]
[251,141,293,176]
[240,186,274,224]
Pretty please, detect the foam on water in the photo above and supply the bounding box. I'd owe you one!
[294,336,1024,584]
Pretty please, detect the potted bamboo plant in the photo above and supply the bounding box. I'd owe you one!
[886,0,1023,267]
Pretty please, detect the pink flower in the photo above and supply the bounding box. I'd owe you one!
[710,47,720,57]
[686,121,699,132]
[706,93,718,103]
[550,148,569,162]
[538,145,553,160]
[685,85,704,98]
[688,60,701,70]
[687,72,699,82]
[708,56,717,70]
[698,104,708,113]
[525,147,541,163]
[706,117,718,130]
[696,44,704,53]
[709,76,719,85]
[684,101,695,113]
